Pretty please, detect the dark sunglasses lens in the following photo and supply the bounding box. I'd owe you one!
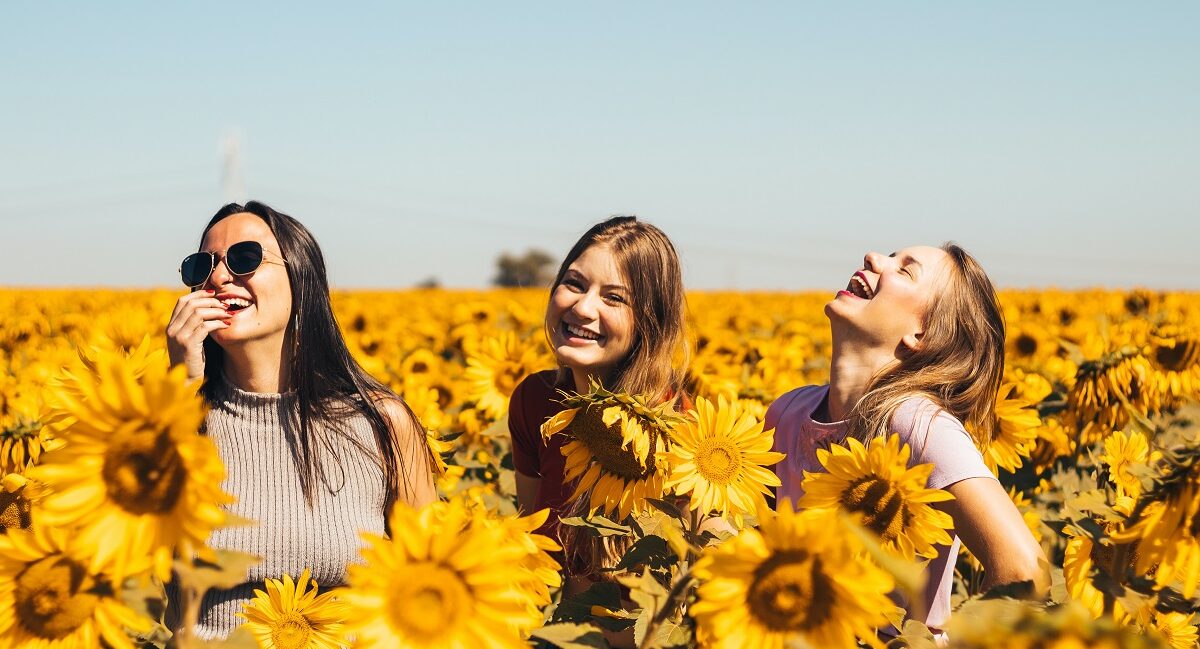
[180,253,213,287]
[227,241,264,275]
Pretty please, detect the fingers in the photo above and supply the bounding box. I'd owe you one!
[186,319,230,344]
[167,296,227,338]
[169,289,219,323]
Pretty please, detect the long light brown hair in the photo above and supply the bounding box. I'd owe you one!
[547,216,690,403]
[845,243,1005,448]
[548,216,690,577]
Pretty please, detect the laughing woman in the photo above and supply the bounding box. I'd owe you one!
[507,216,689,566]
[766,244,1049,639]
[164,201,437,640]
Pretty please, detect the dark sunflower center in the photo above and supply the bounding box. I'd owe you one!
[494,361,523,397]
[1015,333,1039,357]
[747,550,834,632]
[0,488,32,532]
[101,426,187,515]
[842,477,909,541]
[14,555,103,639]
[571,405,658,481]
[1154,338,1199,373]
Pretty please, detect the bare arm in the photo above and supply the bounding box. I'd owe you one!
[515,470,541,516]
[380,398,438,509]
[939,477,1050,597]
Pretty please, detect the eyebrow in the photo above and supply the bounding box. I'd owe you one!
[564,268,629,292]
[889,252,924,274]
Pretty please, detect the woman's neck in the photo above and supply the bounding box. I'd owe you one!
[222,340,292,394]
[569,367,612,396]
[824,338,894,423]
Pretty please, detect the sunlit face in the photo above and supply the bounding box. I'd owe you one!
[546,244,636,380]
[201,212,293,349]
[825,245,953,351]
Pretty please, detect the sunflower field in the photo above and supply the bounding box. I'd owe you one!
[1,287,1200,649]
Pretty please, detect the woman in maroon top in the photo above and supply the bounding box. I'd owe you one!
[508,216,689,546]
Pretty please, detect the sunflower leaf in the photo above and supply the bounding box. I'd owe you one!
[560,515,633,537]
[173,549,261,593]
[531,623,611,649]
[613,535,675,571]
[645,497,684,520]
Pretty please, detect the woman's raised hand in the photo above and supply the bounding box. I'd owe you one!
[166,289,230,381]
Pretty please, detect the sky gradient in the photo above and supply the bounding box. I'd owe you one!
[2,2,1197,290]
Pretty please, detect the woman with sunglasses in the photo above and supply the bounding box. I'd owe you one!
[165,201,437,640]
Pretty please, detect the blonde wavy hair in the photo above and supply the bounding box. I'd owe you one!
[844,243,1006,449]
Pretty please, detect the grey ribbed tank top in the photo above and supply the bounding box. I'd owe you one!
[167,380,387,640]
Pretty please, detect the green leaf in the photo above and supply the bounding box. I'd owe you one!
[617,568,670,647]
[559,515,633,538]
[646,498,684,519]
[554,581,634,631]
[891,618,938,649]
[531,623,611,649]
[613,535,676,572]
[172,550,261,594]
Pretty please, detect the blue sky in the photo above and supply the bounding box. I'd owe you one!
[2,2,1197,290]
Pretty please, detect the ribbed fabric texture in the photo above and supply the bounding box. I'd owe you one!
[166,380,387,641]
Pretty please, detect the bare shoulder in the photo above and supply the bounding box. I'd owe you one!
[369,392,424,439]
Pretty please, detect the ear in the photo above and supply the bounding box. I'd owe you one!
[901,332,923,354]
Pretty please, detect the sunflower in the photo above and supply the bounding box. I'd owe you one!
[238,568,347,649]
[463,332,549,420]
[661,395,784,527]
[1066,335,1156,444]
[984,383,1041,474]
[0,524,153,649]
[0,392,61,474]
[341,497,560,649]
[27,347,233,582]
[1146,325,1200,404]
[1100,430,1158,500]
[799,434,954,561]
[689,504,894,649]
[541,383,679,521]
[1120,491,1200,597]
[1062,530,1139,622]
[1149,612,1199,649]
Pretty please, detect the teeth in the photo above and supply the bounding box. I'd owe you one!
[847,276,874,299]
[222,297,252,309]
[565,323,601,341]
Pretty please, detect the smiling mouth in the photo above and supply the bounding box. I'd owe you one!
[561,321,603,343]
[220,297,253,313]
[846,274,874,300]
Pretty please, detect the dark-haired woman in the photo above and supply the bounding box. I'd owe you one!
[164,202,436,640]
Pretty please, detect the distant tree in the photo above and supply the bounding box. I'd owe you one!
[493,249,557,288]
[415,276,441,289]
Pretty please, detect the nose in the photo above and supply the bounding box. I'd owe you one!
[207,254,233,288]
[569,290,601,320]
[863,251,888,273]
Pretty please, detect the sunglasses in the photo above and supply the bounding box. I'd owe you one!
[179,240,287,288]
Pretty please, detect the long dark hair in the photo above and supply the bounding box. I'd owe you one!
[198,201,429,515]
